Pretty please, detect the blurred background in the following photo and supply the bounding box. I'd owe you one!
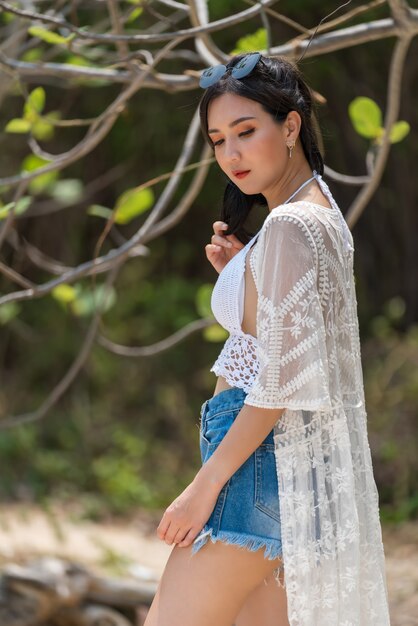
[0,0,416,533]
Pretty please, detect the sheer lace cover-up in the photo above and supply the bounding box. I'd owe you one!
[208,172,390,625]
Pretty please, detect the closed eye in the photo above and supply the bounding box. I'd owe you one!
[212,128,255,147]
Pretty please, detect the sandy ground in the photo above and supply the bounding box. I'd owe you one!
[0,503,417,625]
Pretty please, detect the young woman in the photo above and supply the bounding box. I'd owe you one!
[144,53,390,626]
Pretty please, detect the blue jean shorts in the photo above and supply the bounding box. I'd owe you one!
[191,387,282,560]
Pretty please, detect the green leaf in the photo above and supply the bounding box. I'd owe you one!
[231,28,267,55]
[348,97,382,139]
[52,284,78,303]
[21,48,43,62]
[0,302,20,325]
[203,324,229,342]
[114,187,154,225]
[87,205,114,219]
[195,284,213,318]
[389,121,410,144]
[71,285,116,317]
[32,118,54,141]
[5,118,31,133]
[126,7,143,23]
[22,154,58,194]
[15,196,32,215]
[0,202,17,219]
[65,54,94,67]
[25,87,45,116]
[50,179,84,204]
[22,154,50,172]
[28,26,74,45]
[0,197,32,220]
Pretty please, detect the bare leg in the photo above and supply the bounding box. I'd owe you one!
[144,541,282,626]
[235,569,289,626]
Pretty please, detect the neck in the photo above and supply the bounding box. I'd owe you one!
[265,157,315,212]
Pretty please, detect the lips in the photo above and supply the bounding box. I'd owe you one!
[233,170,250,179]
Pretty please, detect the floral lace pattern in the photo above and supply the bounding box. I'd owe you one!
[209,172,390,624]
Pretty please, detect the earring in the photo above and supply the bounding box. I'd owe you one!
[286,140,296,158]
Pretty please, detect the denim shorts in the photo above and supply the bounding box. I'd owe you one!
[191,387,282,561]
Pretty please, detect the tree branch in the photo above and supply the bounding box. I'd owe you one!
[97,317,215,357]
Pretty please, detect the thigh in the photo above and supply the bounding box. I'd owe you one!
[234,569,289,626]
[143,541,282,626]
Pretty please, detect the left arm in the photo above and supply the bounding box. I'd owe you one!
[157,403,284,547]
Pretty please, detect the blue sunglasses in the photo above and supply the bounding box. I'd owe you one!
[199,52,262,89]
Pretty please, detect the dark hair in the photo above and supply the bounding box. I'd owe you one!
[199,54,324,244]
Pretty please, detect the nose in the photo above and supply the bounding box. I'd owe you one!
[223,139,240,162]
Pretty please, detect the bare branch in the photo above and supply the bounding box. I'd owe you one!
[0,153,214,305]
[0,261,35,289]
[98,316,215,357]
[0,264,120,429]
[1,12,416,93]
[106,0,130,60]
[345,25,413,226]
[143,143,213,242]
[0,0,279,45]
[187,0,229,65]
[0,36,187,188]
[155,0,190,11]
[324,165,371,185]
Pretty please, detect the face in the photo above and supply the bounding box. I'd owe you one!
[207,93,297,200]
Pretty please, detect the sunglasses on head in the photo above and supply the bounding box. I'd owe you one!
[199,52,262,89]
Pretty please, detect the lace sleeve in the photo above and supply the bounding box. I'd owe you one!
[244,212,332,411]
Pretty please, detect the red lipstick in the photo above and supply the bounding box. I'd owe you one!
[233,170,250,179]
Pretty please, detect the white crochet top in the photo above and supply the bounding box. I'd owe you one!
[207,170,390,624]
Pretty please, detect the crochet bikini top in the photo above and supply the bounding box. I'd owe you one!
[209,170,347,392]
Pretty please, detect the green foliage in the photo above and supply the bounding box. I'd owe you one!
[28,26,75,46]
[50,179,84,205]
[348,96,410,145]
[0,196,32,219]
[363,298,418,522]
[0,302,20,324]
[88,187,155,225]
[51,283,117,317]
[126,7,143,24]
[21,154,58,194]
[88,205,114,219]
[203,324,229,342]
[24,87,45,117]
[5,119,31,133]
[389,121,410,144]
[230,28,267,55]
[195,283,214,318]
[51,284,78,304]
[5,87,60,141]
[114,187,154,224]
[71,284,116,317]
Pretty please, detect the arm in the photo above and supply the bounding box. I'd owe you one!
[195,403,284,490]
[157,403,284,548]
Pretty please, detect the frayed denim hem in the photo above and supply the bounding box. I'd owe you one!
[191,526,282,561]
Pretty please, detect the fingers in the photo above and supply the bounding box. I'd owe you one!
[178,527,198,548]
[211,233,233,249]
[158,521,195,547]
[213,220,229,235]
[212,222,243,250]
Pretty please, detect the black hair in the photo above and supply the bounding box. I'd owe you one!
[199,54,325,244]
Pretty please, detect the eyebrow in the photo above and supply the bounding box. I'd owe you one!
[208,116,257,134]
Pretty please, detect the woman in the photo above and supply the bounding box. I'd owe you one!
[144,53,390,626]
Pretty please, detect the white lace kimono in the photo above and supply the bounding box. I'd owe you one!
[243,201,391,625]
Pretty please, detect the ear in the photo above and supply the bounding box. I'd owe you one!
[283,111,302,141]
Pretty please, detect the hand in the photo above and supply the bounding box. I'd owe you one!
[156,474,222,548]
[205,221,245,274]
